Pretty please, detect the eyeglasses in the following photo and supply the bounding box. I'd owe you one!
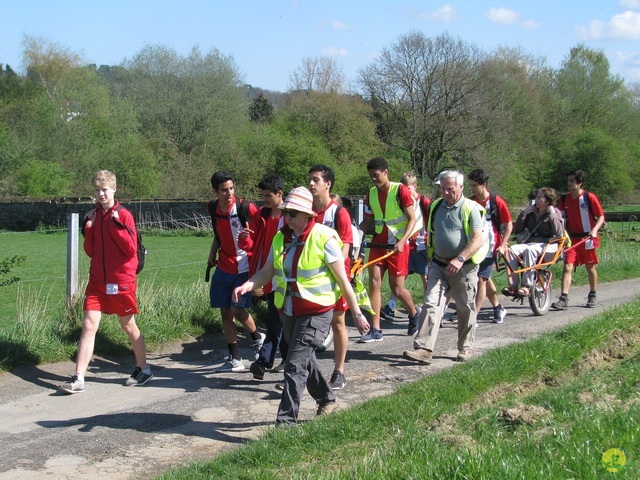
[283,210,300,218]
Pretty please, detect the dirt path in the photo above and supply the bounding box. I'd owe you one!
[1,280,639,479]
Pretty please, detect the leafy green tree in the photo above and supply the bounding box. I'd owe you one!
[114,45,250,198]
[249,92,274,123]
[16,159,69,196]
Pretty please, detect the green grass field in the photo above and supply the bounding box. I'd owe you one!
[0,230,213,328]
[158,299,640,480]
[1,220,639,370]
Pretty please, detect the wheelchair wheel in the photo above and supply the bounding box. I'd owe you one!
[529,270,551,316]
[316,328,334,353]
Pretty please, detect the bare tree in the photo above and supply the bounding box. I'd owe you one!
[289,56,346,94]
[359,31,489,180]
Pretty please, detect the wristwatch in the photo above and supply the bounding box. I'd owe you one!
[354,313,364,321]
[456,255,465,263]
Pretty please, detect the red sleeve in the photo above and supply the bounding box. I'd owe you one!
[83,223,94,257]
[336,207,353,244]
[496,196,512,223]
[398,184,414,209]
[420,196,431,225]
[588,192,604,217]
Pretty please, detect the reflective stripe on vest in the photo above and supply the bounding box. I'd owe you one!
[368,182,408,237]
[272,224,343,309]
[427,197,489,265]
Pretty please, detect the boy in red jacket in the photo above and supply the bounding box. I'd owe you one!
[60,170,152,394]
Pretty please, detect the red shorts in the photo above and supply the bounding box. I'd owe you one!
[564,240,599,267]
[334,296,348,313]
[84,282,139,316]
[368,247,410,277]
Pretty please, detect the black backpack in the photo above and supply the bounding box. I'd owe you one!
[207,198,252,243]
[488,192,502,234]
[115,205,146,274]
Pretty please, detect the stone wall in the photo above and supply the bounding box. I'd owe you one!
[0,199,209,231]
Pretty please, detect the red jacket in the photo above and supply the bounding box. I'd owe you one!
[83,201,138,289]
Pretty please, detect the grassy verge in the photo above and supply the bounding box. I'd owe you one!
[1,225,639,371]
[158,299,640,480]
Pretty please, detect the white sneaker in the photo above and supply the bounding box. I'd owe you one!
[215,357,246,373]
[59,375,85,394]
[250,332,266,360]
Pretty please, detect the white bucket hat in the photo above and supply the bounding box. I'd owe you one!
[280,187,316,216]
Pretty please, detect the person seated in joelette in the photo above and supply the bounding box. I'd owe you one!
[503,187,564,297]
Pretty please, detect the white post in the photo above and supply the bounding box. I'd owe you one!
[67,213,79,302]
[355,198,364,226]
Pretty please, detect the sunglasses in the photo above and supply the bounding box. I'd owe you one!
[283,210,301,218]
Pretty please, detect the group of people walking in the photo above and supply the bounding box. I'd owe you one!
[59,163,606,426]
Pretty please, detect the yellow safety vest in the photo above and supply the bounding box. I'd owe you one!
[427,197,489,264]
[368,182,408,238]
[272,224,342,309]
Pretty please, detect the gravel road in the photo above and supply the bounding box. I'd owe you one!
[1,279,639,479]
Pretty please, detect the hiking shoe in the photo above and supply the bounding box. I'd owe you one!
[380,304,396,320]
[316,400,339,416]
[586,292,597,308]
[551,297,568,310]
[456,349,474,362]
[403,349,433,364]
[59,375,85,394]
[124,367,153,386]
[329,370,347,390]
[493,305,507,324]
[249,361,266,380]
[250,332,267,360]
[357,327,383,343]
[407,306,421,335]
[215,357,246,373]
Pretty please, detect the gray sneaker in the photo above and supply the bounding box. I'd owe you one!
[124,367,153,386]
[216,357,246,373]
[380,305,396,320]
[59,375,85,394]
[493,305,507,324]
[329,370,347,390]
[407,306,421,335]
[586,292,597,308]
[357,327,383,343]
[551,297,568,310]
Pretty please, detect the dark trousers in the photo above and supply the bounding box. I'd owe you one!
[276,310,335,424]
[257,292,288,368]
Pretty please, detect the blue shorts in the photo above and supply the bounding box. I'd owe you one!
[408,249,428,276]
[477,256,495,280]
[209,269,252,309]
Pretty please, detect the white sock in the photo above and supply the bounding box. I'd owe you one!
[76,374,84,383]
[141,367,152,375]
